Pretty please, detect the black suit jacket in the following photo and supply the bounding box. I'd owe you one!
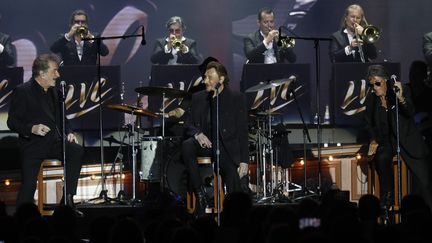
[244,30,296,64]
[330,29,377,63]
[364,85,429,160]
[184,88,249,165]
[50,33,109,66]
[7,79,73,157]
[0,32,16,68]
[150,37,200,64]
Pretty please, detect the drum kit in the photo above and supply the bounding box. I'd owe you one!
[105,76,309,204]
[106,86,189,202]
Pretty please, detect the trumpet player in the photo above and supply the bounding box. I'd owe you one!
[151,16,200,65]
[244,7,296,64]
[329,4,377,63]
[50,9,109,66]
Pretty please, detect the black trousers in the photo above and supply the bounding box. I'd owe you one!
[17,140,83,207]
[374,144,395,199]
[182,137,241,194]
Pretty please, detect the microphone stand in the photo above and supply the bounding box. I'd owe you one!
[390,76,402,211]
[215,84,221,226]
[279,26,332,196]
[60,82,67,205]
[83,27,146,204]
[290,86,315,200]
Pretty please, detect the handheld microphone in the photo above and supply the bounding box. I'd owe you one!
[277,27,282,46]
[141,26,146,46]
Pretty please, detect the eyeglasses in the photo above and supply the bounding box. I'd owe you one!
[368,81,383,87]
[74,20,87,24]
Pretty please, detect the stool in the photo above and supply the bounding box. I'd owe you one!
[368,155,408,223]
[186,157,225,214]
[37,159,62,215]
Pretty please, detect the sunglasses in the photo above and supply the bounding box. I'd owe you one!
[368,81,383,87]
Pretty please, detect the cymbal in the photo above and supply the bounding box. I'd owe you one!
[107,104,158,117]
[245,76,296,93]
[135,86,190,98]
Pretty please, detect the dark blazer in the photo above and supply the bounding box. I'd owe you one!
[0,32,16,68]
[7,79,72,157]
[423,32,432,69]
[244,30,296,64]
[364,84,429,160]
[50,33,109,66]
[184,88,249,165]
[330,29,377,63]
[150,37,200,64]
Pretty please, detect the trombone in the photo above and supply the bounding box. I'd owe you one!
[353,21,381,62]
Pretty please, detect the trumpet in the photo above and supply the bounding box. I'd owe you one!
[273,27,295,48]
[171,37,184,50]
[277,36,295,48]
[76,26,88,39]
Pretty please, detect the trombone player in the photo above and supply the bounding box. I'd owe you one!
[244,7,296,64]
[329,4,378,63]
[150,16,200,65]
[50,9,109,66]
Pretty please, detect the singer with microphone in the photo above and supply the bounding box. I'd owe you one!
[364,65,432,211]
[243,7,296,64]
[182,60,249,216]
[150,16,200,65]
[50,9,109,66]
[7,54,84,215]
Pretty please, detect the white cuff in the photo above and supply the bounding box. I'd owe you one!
[344,45,353,56]
[164,44,172,53]
[263,39,273,49]
[64,33,72,41]
[0,44,4,54]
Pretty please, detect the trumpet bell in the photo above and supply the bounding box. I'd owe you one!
[171,37,183,49]
[362,25,380,44]
[76,26,88,39]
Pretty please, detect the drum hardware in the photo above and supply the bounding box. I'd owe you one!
[134,86,189,191]
[106,102,160,203]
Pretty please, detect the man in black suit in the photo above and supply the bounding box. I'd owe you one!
[244,7,296,64]
[330,4,377,63]
[50,9,109,66]
[7,54,83,214]
[364,65,432,210]
[182,61,249,215]
[150,16,200,65]
[0,31,15,68]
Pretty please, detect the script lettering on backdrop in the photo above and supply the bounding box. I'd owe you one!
[249,78,303,113]
[340,79,370,116]
[64,77,115,119]
[0,79,13,109]
[159,77,202,112]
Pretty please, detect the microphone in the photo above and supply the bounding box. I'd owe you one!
[277,27,282,46]
[388,74,400,92]
[141,26,146,46]
[60,81,67,99]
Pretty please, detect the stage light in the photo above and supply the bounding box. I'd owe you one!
[329,155,334,161]
[91,174,96,180]
[324,143,328,148]
[356,153,362,160]
[300,159,304,166]
[336,143,341,146]
[121,174,126,179]
[5,179,11,186]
